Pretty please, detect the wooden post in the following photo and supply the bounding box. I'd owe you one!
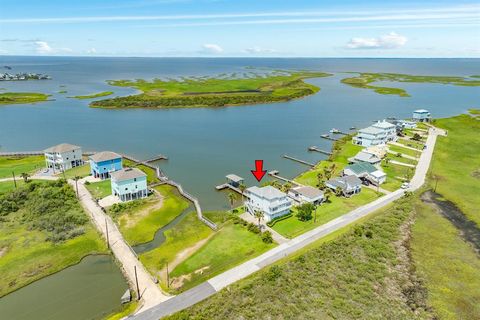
[12,171,16,188]
[134,266,140,300]
[75,179,79,198]
[434,177,438,193]
[105,217,109,249]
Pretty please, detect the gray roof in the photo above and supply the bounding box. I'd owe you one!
[372,120,395,129]
[226,174,244,183]
[358,126,384,135]
[326,175,362,191]
[354,151,381,164]
[414,109,429,113]
[111,168,146,181]
[44,143,81,153]
[90,151,122,163]
[246,186,287,200]
[291,186,324,199]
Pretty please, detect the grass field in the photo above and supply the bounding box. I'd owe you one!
[0,180,26,194]
[166,196,433,319]
[388,144,421,158]
[170,221,275,292]
[123,159,160,184]
[0,155,44,178]
[341,73,480,97]
[412,200,480,320]
[381,161,413,191]
[0,92,50,105]
[70,91,113,99]
[56,164,91,179]
[397,138,425,150]
[90,71,331,109]
[429,114,480,225]
[272,188,381,238]
[85,179,111,199]
[114,185,190,246]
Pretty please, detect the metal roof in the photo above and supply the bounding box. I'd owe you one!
[291,186,324,199]
[44,143,81,153]
[90,151,122,163]
[246,186,287,200]
[226,174,244,183]
[111,168,146,181]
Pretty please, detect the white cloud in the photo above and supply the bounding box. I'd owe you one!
[244,46,276,54]
[201,43,223,54]
[346,32,407,49]
[87,47,97,54]
[35,41,53,54]
[34,41,72,54]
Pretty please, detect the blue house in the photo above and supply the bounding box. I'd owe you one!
[412,109,431,122]
[110,168,148,202]
[89,151,123,179]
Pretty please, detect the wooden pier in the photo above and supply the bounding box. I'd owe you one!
[320,134,338,141]
[282,155,315,167]
[268,170,302,186]
[308,146,332,156]
[215,183,246,196]
[143,154,168,163]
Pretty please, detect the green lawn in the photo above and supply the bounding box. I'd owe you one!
[85,179,111,199]
[381,161,414,191]
[140,211,214,289]
[272,188,382,238]
[412,199,480,319]
[385,154,418,165]
[170,221,275,292]
[115,185,190,246]
[0,155,44,178]
[430,114,480,225]
[90,71,332,109]
[56,164,91,179]
[0,92,50,105]
[397,138,424,150]
[388,144,421,158]
[0,180,31,194]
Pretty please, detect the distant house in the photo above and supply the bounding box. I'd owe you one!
[349,150,382,165]
[111,168,148,202]
[352,120,397,147]
[326,175,362,197]
[391,119,417,130]
[89,151,123,179]
[343,162,386,185]
[288,186,324,205]
[245,186,292,222]
[412,109,431,122]
[44,143,83,172]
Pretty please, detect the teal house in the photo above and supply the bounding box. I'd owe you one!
[110,168,148,202]
[89,151,122,179]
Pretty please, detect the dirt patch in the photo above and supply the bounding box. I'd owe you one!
[170,266,210,289]
[0,247,7,258]
[422,191,480,255]
[471,169,480,179]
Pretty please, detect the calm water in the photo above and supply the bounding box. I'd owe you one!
[0,57,479,211]
[0,255,128,320]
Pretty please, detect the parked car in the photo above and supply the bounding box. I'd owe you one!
[401,182,410,189]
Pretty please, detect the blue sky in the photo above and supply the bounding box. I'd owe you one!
[0,0,479,57]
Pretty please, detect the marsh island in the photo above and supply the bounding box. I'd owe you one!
[90,71,331,109]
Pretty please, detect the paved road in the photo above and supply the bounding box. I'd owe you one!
[132,128,443,320]
[70,179,170,312]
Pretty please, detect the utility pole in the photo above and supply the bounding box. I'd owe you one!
[134,266,140,300]
[75,178,79,198]
[166,262,170,288]
[105,217,110,249]
[434,177,439,193]
[12,171,16,188]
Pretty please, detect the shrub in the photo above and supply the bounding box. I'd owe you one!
[266,213,293,227]
[247,222,261,234]
[261,231,273,244]
[296,203,315,222]
[265,265,282,281]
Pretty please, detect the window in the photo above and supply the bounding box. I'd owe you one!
[125,187,128,190]
[134,178,137,182]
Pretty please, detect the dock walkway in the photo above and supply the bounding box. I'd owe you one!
[308,146,332,156]
[283,155,315,167]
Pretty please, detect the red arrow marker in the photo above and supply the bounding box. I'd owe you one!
[251,160,267,182]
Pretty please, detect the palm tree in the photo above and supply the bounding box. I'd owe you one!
[20,172,30,183]
[254,210,264,229]
[323,168,333,181]
[316,172,324,188]
[281,182,292,193]
[324,188,333,203]
[74,175,81,198]
[227,192,237,212]
[238,183,247,210]
[329,163,337,175]
[270,180,281,189]
[335,186,343,197]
